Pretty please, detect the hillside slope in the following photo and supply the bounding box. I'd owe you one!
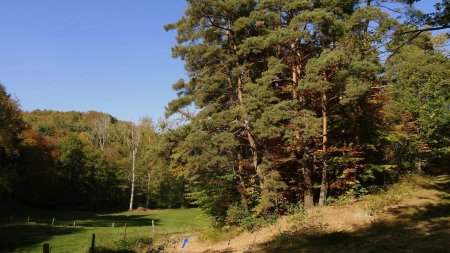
[178,175,450,253]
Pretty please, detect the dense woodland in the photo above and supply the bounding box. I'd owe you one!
[0,107,185,210]
[0,0,449,227]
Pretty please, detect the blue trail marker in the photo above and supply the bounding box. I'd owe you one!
[182,237,188,249]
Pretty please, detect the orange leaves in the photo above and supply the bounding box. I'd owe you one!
[330,167,360,190]
[417,143,432,153]
[19,128,56,152]
[342,167,356,177]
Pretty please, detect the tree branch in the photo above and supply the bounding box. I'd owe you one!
[386,31,423,62]
[177,109,194,120]
[400,25,450,34]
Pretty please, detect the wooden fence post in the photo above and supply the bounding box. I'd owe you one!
[73,221,76,227]
[43,243,50,253]
[152,220,154,234]
[51,218,55,226]
[90,233,95,253]
[27,216,30,223]
[112,222,114,228]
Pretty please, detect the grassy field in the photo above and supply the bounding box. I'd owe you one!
[0,202,211,253]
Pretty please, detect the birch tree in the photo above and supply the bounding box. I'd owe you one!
[117,121,142,211]
[90,113,111,151]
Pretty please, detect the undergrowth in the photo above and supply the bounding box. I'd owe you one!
[362,173,431,215]
[198,226,241,242]
[201,173,432,244]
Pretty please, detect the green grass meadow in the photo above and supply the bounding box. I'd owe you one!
[0,202,211,252]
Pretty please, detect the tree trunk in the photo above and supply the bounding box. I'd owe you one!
[416,158,423,174]
[237,74,263,183]
[292,62,313,208]
[179,179,185,208]
[319,92,328,206]
[292,65,298,100]
[302,149,315,209]
[246,123,260,180]
[237,151,249,212]
[129,149,136,211]
[302,164,314,209]
[145,171,151,209]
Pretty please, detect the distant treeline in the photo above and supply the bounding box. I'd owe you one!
[0,101,186,210]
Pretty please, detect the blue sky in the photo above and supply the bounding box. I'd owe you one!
[0,0,442,122]
[0,0,187,122]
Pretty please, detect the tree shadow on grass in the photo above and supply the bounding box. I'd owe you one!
[0,211,162,252]
[0,202,162,228]
[72,214,161,228]
[0,224,82,252]
[256,176,450,253]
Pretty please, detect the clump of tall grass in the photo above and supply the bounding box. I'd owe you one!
[198,226,241,242]
[362,173,431,216]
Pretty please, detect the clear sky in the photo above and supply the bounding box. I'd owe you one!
[0,0,187,122]
[0,0,442,122]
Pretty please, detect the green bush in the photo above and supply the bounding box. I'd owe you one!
[240,215,267,231]
[225,204,251,226]
[225,204,279,231]
[199,226,240,242]
[285,203,305,215]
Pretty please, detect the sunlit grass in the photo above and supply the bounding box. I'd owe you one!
[0,204,211,253]
[362,173,432,216]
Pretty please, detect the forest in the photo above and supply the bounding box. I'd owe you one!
[1,0,449,231]
[0,107,186,210]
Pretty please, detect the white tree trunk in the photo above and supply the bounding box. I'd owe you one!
[129,149,136,211]
[92,114,110,151]
[146,171,151,208]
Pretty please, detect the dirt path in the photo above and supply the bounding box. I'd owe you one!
[172,175,450,253]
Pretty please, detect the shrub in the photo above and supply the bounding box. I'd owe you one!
[224,204,279,231]
[285,203,305,215]
[199,226,240,242]
[240,215,266,231]
[225,204,251,226]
